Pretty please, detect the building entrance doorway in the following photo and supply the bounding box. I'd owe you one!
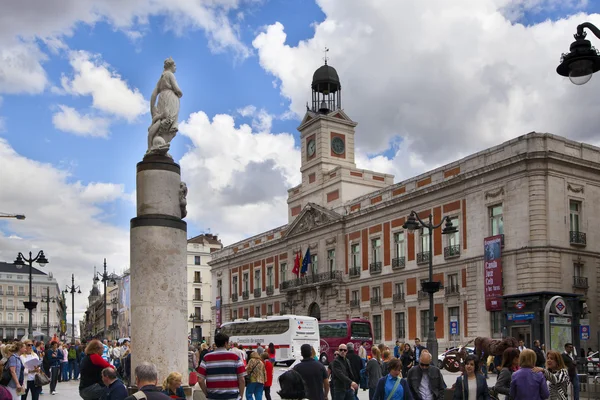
[308,302,321,320]
[511,326,531,347]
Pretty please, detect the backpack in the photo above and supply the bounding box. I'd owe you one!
[68,348,76,360]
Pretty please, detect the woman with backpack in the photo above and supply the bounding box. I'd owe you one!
[366,347,383,400]
[2,342,26,400]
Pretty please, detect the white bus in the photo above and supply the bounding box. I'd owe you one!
[219,315,320,366]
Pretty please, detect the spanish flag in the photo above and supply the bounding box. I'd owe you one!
[292,252,300,276]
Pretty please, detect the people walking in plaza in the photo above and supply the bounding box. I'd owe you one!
[517,341,526,352]
[161,371,185,398]
[533,341,546,368]
[509,349,549,400]
[366,347,383,400]
[5,342,26,400]
[406,351,445,400]
[260,353,273,400]
[256,343,264,355]
[197,332,246,400]
[293,344,328,400]
[359,342,368,362]
[372,358,411,400]
[400,344,414,378]
[111,342,121,371]
[267,343,276,363]
[79,339,114,400]
[532,350,570,400]
[45,341,61,395]
[101,367,128,400]
[394,341,402,359]
[330,344,359,400]
[452,354,490,400]
[245,352,266,400]
[68,343,77,380]
[20,339,42,400]
[561,343,579,400]
[101,340,110,363]
[381,350,393,376]
[60,344,69,382]
[123,363,171,400]
[199,343,210,364]
[346,343,362,398]
[493,347,520,400]
[277,370,310,400]
[413,339,426,364]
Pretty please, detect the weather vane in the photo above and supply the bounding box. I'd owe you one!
[323,47,329,65]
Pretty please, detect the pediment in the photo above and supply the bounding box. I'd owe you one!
[285,203,342,237]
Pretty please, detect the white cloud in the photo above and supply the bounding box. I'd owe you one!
[237,105,274,132]
[252,1,600,179]
[60,51,148,122]
[78,182,127,204]
[52,105,111,138]
[179,111,300,244]
[0,42,47,95]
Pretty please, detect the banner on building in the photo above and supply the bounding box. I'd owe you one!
[484,235,503,311]
[215,296,222,328]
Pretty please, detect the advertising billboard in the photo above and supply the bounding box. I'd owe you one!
[484,235,503,311]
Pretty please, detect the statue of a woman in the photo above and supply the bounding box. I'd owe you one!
[146,57,183,157]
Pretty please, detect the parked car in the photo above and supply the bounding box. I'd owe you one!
[437,347,475,369]
[587,351,600,375]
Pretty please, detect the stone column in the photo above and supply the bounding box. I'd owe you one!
[130,155,188,384]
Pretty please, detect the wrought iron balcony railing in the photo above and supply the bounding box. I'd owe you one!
[231,293,238,302]
[266,286,274,296]
[392,257,405,270]
[254,288,261,298]
[573,276,589,289]
[445,285,460,296]
[444,245,460,259]
[190,314,204,322]
[350,299,360,308]
[193,295,203,301]
[242,291,249,300]
[280,271,343,291]
[370,296,381,306]
[369,262,382,274]
[417,252,430,265]
[417,290,429,299]
[393,293,405,303]
[349,267,361,278]
[194,277,202,283]
[570,231,586,246]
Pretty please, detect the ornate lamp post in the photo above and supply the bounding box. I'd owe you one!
[95,259,116,339]
[557,22,600,85]
[63,274,81,343]
[40,287,57,339]
[13,251,49,337]
[403,212,457,359]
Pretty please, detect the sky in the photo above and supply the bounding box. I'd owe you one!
[1,0,600,325]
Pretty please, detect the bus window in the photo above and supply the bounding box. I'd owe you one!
[319,322,348,338]
[350,322,372,339]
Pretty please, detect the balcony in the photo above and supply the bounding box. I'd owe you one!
[349,267,361,278]
[417,252,430,265]
[392,257,405,270]
[573,276,589,289]
[254,288,261,298]
[242,291,249,300]
[193,295,203,302]
[267,311,273,316]
[280,271,343,291]
[445,285,460,297]
[418,290,429,300]
[570,231,586,247]
[193,277,202,284]
[266,286,274,296]
[369,262,382,275]
[254,312,261,318]
[350,299,360,308]
[17,292,26,297]
[7,291,14,296]
[231,293,238,302]
[370,296,381,306]
[189,314,204,322]
[393,293,405,303]
[444,245,460,259]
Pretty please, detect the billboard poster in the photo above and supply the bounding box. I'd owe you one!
[215,296,222,328]
[484,235,503,311]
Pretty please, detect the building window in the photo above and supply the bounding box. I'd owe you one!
[267,304,273,315]
[232,275,238,293]
[373,315,382,342]
[194,256,201,265]
[18,287,24,296]
[448,217,460,246]
[372,286,381,301]
[267,267,273,287]
[420,310,430,340]
[312,255,318,275]
[280,263,287,283]
[570,200,581,232]
[19,314,24,323]
[194,307,201,317]
[489,205,504,236]
[43,315,47,324]
[217,280,222,298]
[243,308,248,318]
[491,311,503,337]
[394,232,405,258]
[7,313,13,322]
[327,250,335,273]
[395,282,404,296]
[233,310,238,319]
[395,312,406,339]
[7,299,13,308]
[7,286,13,295]
[352,290,359,301]
[255,306,260,316]
[243,273,249,292]
[194,271,201,283]
[194,288,201,300]
[371,238,382,263]
[351,244,360,269]
[574,263,583,277]
[420,229,430,252]
[254,270,261,291]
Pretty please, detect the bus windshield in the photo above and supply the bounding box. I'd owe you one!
[220,319,290,336]
[351,322,372,339]
[319,322,348,338]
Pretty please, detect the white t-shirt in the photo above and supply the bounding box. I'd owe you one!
[20,353,40,381]
[419,373,433,400]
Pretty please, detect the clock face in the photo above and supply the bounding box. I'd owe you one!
[331,137,345,155]
[307,139,316,157]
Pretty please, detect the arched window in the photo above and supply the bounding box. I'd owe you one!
[7,313,13,322]
[19,314,24,323]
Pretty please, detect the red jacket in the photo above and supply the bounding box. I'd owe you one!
[263,360,273,387]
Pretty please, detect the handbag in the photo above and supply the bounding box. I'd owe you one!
[245,362,258,385]
[34,371,50,387]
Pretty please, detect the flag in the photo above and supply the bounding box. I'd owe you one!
[301,248,311,276]
[292,252,300,276]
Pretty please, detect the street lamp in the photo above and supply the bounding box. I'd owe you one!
[13,251,49,338]
[40,287,57,339]
[403,211,457,359]
[0,213,25,220]
[63,274,81,344]
[95,259,116,340]
[557,22,600,85]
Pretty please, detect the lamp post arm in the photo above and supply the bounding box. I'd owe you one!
[578,22,600,39]
[410,211,449,230]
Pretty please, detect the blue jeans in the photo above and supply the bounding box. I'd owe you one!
[61,362,69,381]
[333,388,355,400]
[246,382,264,400]
[573,374,580,400]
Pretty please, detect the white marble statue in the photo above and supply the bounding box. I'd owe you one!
[147,57,183,157]
[179,182,188,219]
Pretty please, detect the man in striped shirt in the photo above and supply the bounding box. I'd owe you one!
[197,332,246,400]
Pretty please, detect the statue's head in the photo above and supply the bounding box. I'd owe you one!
[164,57,176,72]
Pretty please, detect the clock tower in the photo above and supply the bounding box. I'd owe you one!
[287,60,393,222]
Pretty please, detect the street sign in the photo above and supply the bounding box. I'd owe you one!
[581,319,590,340]
[449,317,459,335]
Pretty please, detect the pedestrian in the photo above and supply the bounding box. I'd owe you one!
[293,344,329,400]
[517,341,527,353]
[74,341,84,380]
[45,342,61,395]
[400,344,414,378]
[413,339,426,364]
[533,340,546,368]
[197,332,246,400]
[277,370,309,400]
[493,347,520,400]
[267,343,276,363]
[533,350,569,400]
[60,344,69,382]
[79,339,115,400]
[452,354,490,400]
[161,371,185,399]
[330,344,359,400]
[246,352,266,400]
[393,341,402,359]
[406,351,445,400]
[111,342,121,371]
[101,367,128,400]
[372,358,411,400]
[366,347,383,400]
[359,342,368,362]
[561,343,579,400]
[123,363,171,400]
[101,340,110,363]
[509,349,549,400]
[256,343,264,355]
[4,342,26,400]
[68,343,77,380]
[346,343,362,399]
[20,339,42,400]
[260,353,274,400]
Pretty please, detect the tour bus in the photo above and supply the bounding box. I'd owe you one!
[318,318,373,364]
[219,315,320,366]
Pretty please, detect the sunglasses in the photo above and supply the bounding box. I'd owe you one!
[338,349,347,352]
[420,363,430,367]
[25,344,33,347]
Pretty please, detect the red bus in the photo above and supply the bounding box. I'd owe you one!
[318,318,373,364]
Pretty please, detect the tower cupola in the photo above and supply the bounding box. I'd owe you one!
[311,50,341,114]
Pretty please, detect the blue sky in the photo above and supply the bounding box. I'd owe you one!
[1,0,600,321]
